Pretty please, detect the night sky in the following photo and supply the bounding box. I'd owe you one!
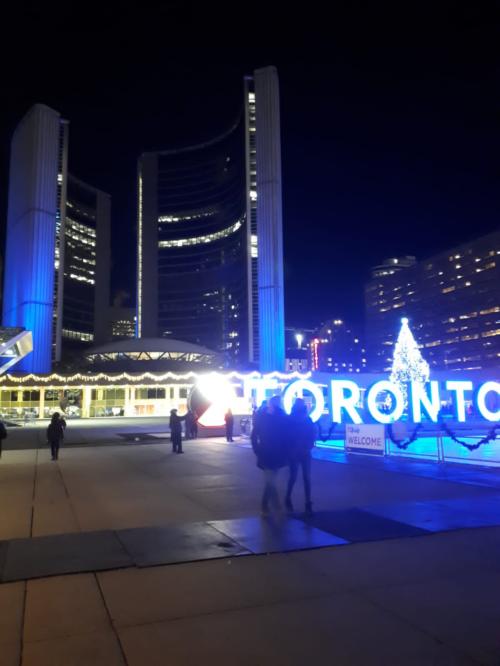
[1,5,498,331]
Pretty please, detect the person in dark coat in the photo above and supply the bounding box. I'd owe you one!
[47,412,65,461]
[253,400,268,427]
[285,398,315,514]
[169,409,187,453]
[0,418,7,458]
[251,395,290,516]
[224,408,234,442]
[185,410,198,439]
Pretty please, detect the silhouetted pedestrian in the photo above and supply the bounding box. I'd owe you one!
[47,412,65,461]
[0,418,7,458]
[185,410,198,439]
[251,395,289,516]
[224,408,234,442]
[285,398,315,514]
[253,400,268,427]
[170,409,186,453]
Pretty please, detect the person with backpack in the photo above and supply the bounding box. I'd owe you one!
[47,412,65,461]
[285,398,316,514]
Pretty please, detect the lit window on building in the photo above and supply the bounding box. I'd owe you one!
[251,234,258,258]
[62,329,94,342]
[158,218,243,248]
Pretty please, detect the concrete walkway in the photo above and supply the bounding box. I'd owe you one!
[2,437,500,663]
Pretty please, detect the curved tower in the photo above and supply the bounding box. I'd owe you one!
[138,122,247,364]
[137,66,285,370]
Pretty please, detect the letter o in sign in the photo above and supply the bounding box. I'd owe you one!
[282,379,325,422]
[367,380,405,424]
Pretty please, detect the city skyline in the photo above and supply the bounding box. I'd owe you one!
[1,8,499,332]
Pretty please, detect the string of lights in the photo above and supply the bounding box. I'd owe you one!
[0,370,312,385]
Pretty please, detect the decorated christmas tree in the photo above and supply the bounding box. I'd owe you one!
[389,317,430,404]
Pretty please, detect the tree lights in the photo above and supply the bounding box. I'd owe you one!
[390,317,430,404]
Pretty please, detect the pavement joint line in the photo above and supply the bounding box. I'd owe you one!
[56,459,83,533]
[106,582,367,632]
[29,448,39,538]
[18,579,27,666]
[100,575,490,652]
[354,586,482,665]
[94,571,130,665]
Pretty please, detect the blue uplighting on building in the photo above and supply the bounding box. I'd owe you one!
[2,104,63,372]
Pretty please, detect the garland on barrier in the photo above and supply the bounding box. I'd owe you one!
[317,422,338,442]
[439,420,499,451]
[387,422,423,450]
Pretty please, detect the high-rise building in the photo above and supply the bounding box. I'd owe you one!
[2,104,110,372]
[137,66,285,371]
[61,175,111,357]
[309,319,367,374]
[108,306,136,340]
[365,230,500,372]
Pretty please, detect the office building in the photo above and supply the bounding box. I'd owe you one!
[2,104,110,372]
[365,230,500,372]
[107,306,136,340]
[62,175,110,357]
[310,319,367,373]
[137,66,285,371]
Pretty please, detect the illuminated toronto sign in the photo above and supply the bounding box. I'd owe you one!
[278,378,498,424]
[193,374,499,426]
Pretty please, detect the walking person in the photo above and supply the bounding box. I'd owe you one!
[251,395,290,517]
[224,408,234,442]
[47,412,65,461]
[285,398,315,514]
[169,409,186,454]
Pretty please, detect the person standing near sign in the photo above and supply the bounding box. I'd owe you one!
[285,398,315,514]
[251,395,289,516]
[224,408,234,442]
[185,410,198,439]
[169,409,186,454]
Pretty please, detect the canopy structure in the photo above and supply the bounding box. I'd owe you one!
[84,337,222,371]
[0,328,33,375]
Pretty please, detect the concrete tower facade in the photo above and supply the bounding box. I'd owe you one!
[3,104,111,372]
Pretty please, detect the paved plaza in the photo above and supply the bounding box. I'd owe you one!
[1,422,500,664]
